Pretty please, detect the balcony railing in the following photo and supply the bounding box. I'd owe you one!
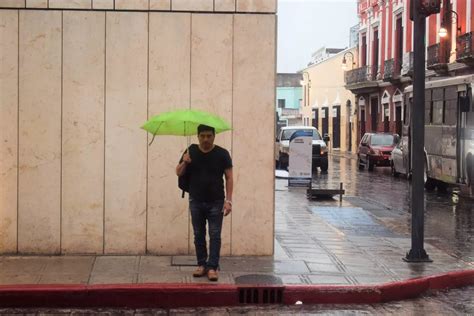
[427,43,449,71]
[345,66,369,85]
[371,64,380,81]
[383,58,401,81]
[457,32,474,64]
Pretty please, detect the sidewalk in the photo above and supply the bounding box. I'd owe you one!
[0,178,472,308]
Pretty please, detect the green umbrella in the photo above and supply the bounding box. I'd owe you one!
[141,109,232,145]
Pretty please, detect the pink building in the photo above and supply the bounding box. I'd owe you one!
[346,0,474,142]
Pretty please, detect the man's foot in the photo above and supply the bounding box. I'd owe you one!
[192,266,207,277]
[207,269,218,281]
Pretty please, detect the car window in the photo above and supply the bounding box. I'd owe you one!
[281,129,322,141]
[370,134,395,146]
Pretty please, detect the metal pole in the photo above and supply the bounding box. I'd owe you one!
[404,1,431,262]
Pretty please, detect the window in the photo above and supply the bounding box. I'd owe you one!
[281,129,322,141]
[361,34,367,66]
[278,99,286,108]
[432,100,444,125]
[370,134,395,146]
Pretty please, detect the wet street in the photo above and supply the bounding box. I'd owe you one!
[316,153,474,264]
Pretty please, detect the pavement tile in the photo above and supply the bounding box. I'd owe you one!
[306,274,352,285]
[139,256,177,274]
[89,273,137,284]
[138,272,187,283]
[38,273,89,284]
[0,274,41,285]
[0,257,48,274]
[273,261,310,274]
[91,256,140,275]
[306,262,343,274]
[42,256,95,275]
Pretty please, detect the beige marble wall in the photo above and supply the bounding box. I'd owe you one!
[1,0,276,12]
[148,12,190,254]
[172,0,213,11]
[232,14,275,255]
[190,14,233,255]
[26,0,47,8]
[0,0,25,7]
[215,0,235,12]
[236,0,276,13]
[18,10,62,253]
[150,0,170,10]
[1,8,275,255]
[93,0,113,9]
[115,0,149,10]
[104,12,148,254]
[62,11,105,254]
[49,0,91,9]
[0,10,18,253]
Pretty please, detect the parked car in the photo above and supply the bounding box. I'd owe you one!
[275,126,330,171]
[357,133,399,171]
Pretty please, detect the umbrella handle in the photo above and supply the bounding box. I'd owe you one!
[148,122,163,146]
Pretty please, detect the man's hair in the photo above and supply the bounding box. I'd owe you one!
[197,124,215,135]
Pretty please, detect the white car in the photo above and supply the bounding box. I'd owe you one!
[275,126,330,171]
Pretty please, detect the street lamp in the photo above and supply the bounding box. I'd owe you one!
[341,51,355,70]
[438,9,462,38]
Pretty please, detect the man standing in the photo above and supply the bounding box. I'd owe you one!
[176,124,233,282]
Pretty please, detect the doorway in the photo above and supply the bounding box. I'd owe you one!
[332,106,341,148]
[370,97,378,132]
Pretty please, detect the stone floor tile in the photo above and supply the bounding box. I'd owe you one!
[38,273,89,284]
[92,256,140,275]
[0,274,40,285]
[89,273,137,284]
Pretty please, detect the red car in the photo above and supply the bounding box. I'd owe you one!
[357,133,399,171]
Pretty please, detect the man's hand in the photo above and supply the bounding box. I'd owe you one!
[223,201,232,216]
[182,152,192,164]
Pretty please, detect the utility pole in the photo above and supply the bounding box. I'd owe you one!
[404,0,440,262]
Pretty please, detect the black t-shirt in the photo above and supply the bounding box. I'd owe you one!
[180,144,232,202]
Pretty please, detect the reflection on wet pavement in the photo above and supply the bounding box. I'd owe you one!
[311,154,473,263]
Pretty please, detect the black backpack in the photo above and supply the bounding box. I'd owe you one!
[178,146,192,198]
[178,170,190,198]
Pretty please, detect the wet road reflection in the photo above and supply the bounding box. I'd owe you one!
[312,155,473,263]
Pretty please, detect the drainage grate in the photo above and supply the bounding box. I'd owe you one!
[238,287,284,304]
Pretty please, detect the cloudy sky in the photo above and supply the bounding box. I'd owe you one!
[277,0,359,73]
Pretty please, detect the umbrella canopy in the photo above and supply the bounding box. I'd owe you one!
[141,109,232,145]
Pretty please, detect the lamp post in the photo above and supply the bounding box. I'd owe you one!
[439,9,462,38]
[341,51,355,71]
[404,0,434,263]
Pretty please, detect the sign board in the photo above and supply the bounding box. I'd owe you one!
[288,130,313,186]
[321,109,326,118]
[333,108,338,117]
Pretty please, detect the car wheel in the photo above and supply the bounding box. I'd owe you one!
[367,156,374,171]
[391,161,399,177]
[436,181,448,192]
[424,164,436,191]
[358,156,364,170]
[320,159,328,172]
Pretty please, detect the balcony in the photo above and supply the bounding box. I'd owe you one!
[383,58,401,82]
[456,32,474,65]
[344,65,379,94]
[345,66,370,85]
[427,43,449,73]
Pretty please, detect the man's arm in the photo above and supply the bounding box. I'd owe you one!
[176,152,191,176]
[223,168,233,216]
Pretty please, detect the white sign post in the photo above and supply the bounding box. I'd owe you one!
[288,130,313,187]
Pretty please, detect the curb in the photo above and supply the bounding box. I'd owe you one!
[0,270,472,308]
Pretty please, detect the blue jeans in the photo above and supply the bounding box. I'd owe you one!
[189,197,224,270]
